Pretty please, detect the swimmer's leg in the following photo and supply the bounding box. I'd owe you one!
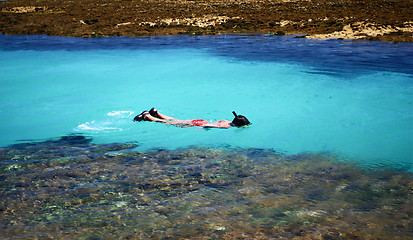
[145,113,190,127]
[149,108,175,120]
[143,113,170,123]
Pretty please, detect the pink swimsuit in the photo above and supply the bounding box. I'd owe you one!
[190,119,208,126]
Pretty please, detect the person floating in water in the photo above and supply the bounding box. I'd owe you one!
[133,108,250,128]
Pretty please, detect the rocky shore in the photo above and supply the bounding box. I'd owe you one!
[1,0,412,42]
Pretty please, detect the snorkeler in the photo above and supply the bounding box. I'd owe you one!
[133,108,250,128]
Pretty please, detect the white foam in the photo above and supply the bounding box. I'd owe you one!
[76,121,122,132]
[75,110,134,132]
[107,111,134,118]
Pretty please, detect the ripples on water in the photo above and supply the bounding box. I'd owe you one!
[1,34,412,169]
[1,135,412,239]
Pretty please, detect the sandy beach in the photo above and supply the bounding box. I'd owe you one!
[1,0,412,42]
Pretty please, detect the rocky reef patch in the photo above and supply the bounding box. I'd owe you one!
[1,135,412,239]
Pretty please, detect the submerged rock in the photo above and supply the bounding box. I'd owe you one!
[56,135,93,145]
[0,136,412,239]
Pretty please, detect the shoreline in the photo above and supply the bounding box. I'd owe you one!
[1,0,412,42]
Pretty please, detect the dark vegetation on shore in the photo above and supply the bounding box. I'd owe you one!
[1,0,412,42]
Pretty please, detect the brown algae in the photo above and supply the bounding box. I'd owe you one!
[0,135,412,239]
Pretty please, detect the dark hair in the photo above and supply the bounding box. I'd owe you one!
[231,111,251,127]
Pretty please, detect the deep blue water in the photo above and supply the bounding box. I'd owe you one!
[2,34,412,76]
[0,34,412,170]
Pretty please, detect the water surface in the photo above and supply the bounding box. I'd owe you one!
[1,34,413,239]
[1,34,412,170]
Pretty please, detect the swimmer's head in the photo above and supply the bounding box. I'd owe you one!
[231,111,251,127]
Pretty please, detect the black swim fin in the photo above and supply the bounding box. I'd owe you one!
[133,111,148,122]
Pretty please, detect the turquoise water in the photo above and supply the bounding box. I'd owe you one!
[0,34,412,170]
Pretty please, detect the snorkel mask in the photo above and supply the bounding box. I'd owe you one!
[232,111,251,127]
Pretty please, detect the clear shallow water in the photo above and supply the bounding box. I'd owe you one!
[1,138,412,239]
[1,34,412,170]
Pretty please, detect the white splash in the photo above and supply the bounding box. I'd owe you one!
[107,111,134,118]
[75,110,134,132]
[77,121,122,131]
